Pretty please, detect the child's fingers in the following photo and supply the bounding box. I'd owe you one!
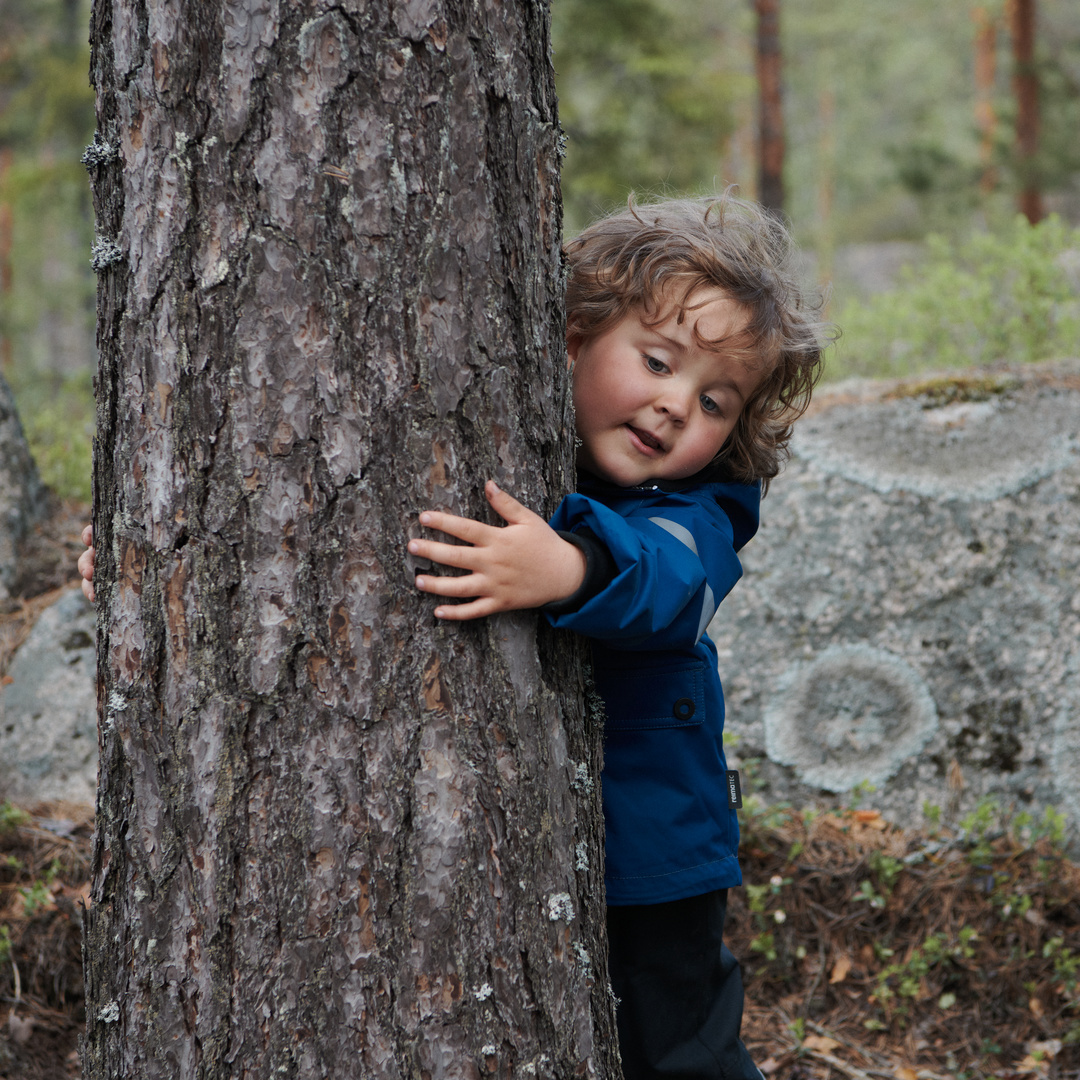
[417,509,494,546]
[77,546,95,582]
[431,596,500,621]
[414,572,485,599]
[484,480,537,526]
[81,524,93,547]
[408,537,483,571]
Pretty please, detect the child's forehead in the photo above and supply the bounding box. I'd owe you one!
[639,288,749,344]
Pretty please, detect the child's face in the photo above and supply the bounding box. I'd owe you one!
[568,289,761,487]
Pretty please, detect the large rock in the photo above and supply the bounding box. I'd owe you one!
[0,587,97,806]
[711,363,1080,843]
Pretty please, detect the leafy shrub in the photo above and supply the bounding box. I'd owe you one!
[10,367,93,503]
[830,215,1080,380]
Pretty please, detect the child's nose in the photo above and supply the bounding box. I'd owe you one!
[656,389,691,423]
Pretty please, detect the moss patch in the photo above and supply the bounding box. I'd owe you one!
[884,372,1021,409]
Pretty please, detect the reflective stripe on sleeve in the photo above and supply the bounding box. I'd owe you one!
[648,516,699,556]
[696,583,716,643]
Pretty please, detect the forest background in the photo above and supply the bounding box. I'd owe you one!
[1,0,1080,505]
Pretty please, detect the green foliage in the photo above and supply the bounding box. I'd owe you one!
[20,878,51,916]
[0,0,96,502]
[1011,805,1070,851]
[16,861,61,917]
[552,0,743,233]
[853,878,886,910]
[0,49,96,149]
[10,367,94,502]
[745,873,790,964]
[959,796,1005,867]
[867,850,903,896]
[1043,936,1080,993]
[874,928,978,1012]
[749,930,776,962]
[0,802,30,833]
[551,0,1080,245]
[740,796,793,835]
[830,216,1080,380]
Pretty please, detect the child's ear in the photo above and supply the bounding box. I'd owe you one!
[566,332,582,371]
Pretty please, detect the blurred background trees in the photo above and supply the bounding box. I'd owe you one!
[0,0,95,501]
[556,0,1080,238]
[2,0,1080,501]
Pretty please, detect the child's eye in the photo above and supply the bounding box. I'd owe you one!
[700,394,720,414]
[644,355,668,373]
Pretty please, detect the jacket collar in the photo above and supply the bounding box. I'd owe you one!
[577,468,730,497]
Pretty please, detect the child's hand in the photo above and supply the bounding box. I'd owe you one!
[78,524,95,603]
[410,481,587,620]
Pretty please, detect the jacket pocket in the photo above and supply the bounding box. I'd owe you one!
[593,658,706,731]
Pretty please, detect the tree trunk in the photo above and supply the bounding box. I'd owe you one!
[81,2,619,1077]
[753,0,784,215]
[0,147,11,372]
[1009,0,1043,223]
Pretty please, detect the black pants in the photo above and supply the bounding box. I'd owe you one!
[606,890,762,1080]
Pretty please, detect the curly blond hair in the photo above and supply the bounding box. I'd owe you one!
[564,193,831,487]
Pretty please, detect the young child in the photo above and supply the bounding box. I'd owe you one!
[408,194,826,1079]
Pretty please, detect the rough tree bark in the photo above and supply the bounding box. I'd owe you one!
[753,0,784,216]
[81,1,619,1077]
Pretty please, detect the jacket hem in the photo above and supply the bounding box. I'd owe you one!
[605,854,743,906]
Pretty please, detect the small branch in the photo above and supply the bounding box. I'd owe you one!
[803,1048,876,1080]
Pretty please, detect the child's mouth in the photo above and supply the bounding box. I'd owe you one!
[628,426,664,453]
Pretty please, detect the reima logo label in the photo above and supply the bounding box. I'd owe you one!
[726,770,742,809]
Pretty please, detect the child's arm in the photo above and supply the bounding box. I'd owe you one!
[410,481,587,620]
[543,485,757,652]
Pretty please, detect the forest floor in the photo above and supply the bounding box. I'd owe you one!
[0,501,1077,1079]
[731,803,1080,1080]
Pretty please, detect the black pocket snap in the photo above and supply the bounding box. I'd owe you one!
[672,697,696,721]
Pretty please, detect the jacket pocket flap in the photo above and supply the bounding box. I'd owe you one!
[593,660,706,731]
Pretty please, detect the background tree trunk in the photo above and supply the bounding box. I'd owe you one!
[754,0,785,215]
[81,1,619,1077]
[1009,0,1043,222]
[0,148,11,372]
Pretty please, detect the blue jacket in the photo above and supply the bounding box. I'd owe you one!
[545,472,760,905]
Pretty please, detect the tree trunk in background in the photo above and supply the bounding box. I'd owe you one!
[0,148,11,372]
[972,6,998,197]
[1009,0,1043,223]
[81,1,619,1077]
[814,82,835,291]
[754,0,785,215]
